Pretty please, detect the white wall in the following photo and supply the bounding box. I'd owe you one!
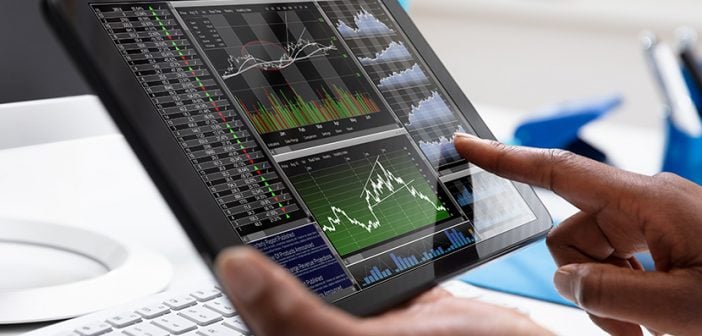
[409,0,702,128]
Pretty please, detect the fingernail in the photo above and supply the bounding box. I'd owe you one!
[221,249,266,303]
[454,132,479,140]
[554,264,579,304]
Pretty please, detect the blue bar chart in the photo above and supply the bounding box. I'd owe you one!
[354,224,477,287]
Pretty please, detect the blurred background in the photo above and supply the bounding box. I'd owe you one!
[409,0,702,130]
[0,1,90,103]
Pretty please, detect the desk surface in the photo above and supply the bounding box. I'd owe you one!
[0,96,663,335]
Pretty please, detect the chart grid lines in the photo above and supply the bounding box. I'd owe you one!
[320,0,473,169]
[178,3,398,150]
[281,135,458,256]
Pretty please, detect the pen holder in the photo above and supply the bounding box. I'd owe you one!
[662,115,702,185]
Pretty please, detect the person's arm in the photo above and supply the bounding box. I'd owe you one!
[454,133,702,336]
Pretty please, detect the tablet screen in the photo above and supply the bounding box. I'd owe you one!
[90,0,536,301]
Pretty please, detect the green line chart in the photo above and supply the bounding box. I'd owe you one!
[281,136,457,256]
[322,157,448,233]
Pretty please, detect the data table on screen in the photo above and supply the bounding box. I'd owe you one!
[92,3,307,235]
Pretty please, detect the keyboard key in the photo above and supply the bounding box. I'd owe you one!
[190,288,221,302]
[135,304,170,319]
[222,316,249,334]
[164,296,197,310]
[197,323,246,336]
[102,332,125,336]
[203,298,236,317]
[75,322,112,336]
[179,306,223,326]
[123,324,169,336]
[106,313,142,328]
[152,315,198,334]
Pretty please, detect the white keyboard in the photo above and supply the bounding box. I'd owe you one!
[30,280,647,336]
[41,280,650,336]
[26,281,529,336]
[26,285,250,336]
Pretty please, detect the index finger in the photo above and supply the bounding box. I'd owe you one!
[453,133,647,213]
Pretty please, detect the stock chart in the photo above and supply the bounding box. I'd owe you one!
[280,135,458,256]
[348,221,477,288]
[178,3,397,151]
[320,1,471,170]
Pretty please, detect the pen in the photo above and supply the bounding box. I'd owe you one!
[642,32,702,137]
[677,27,702,119]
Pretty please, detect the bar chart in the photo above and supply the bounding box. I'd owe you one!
[352,223,477,287]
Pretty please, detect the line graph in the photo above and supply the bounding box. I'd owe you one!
[322,157,449,234]
[378,64,429,91]
[406,91,456,129]
[418,125,466,165]
[281,136,457,256]
[186,4,396,149]
[358,41,412,66]
[221,26,337,80]
[321,1,473,170]
[403,91,467,166]
[336,8,395,39]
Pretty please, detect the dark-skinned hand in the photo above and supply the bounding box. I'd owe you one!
[454,133,702,336]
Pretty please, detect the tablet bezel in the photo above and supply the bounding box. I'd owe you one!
[43,0,553,316]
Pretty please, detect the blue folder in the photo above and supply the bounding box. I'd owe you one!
[663,115,702,185]
[460,239,577,308]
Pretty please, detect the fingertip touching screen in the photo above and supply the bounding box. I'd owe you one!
[90,0,536,302]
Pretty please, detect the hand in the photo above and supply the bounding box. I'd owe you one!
[454,133,702,336]
[216,247,552,336]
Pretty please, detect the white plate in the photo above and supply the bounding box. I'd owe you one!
[0,218,172,324]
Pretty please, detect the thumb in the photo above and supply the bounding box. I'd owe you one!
[554,263,701,335]
[216,247,357,336]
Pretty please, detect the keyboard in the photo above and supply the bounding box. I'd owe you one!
[25,281,527,336]
[26,285,250,336]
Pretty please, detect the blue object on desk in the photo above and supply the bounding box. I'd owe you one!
[398,0,410,10]
[514,94,622,150]
[682,67,702,114]
[663,115,702,185]
[460,240,577,308]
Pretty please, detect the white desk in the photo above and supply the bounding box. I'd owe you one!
[0,96,663,335]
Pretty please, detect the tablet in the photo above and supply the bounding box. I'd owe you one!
[44,0,552,316]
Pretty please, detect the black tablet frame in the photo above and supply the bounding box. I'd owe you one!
[43,0,553,316]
